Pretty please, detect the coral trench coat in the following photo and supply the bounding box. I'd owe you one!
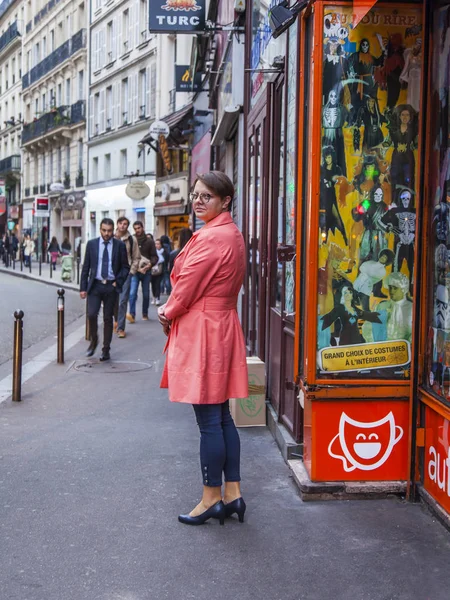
[160,212,249,404]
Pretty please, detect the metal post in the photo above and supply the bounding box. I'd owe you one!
[76,257,80,285]
[49,258,53,279]
[57,289,65,364]
[20,253,23,271]
[39,254,42,276]
[12,256,15,270]
[85,301,90,341]
[29,255,32,273]
[12,310,24,402]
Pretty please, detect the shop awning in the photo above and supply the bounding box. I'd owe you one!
[211,105,241,146]
[139,103,193,146]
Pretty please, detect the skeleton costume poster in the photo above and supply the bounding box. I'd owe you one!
[317,5,422,379]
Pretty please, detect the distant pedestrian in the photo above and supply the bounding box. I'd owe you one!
[10,232,19,260]
[79,218,129,361]
[48,236,61,270]
[151,239,165,306]
[114,216,141,338]
[3,234,10,264]
[127,221,157,323]
[159,234,172,295]
[61,237,72,255]
[169,228,193,273]
[23,234,34,266]
[158,171,248,526]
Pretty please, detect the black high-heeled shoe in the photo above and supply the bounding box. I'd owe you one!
[224,497,246,523]
[178,500,226,526]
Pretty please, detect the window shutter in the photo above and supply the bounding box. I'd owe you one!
[112,18,117,61]
[89,93,94,138]
[128,4,133,49]
[133,72,138,122]
[117,14,122,55]
[116,81,121,129]
[134,0,139,47]
[145,66,150,117]
[150,62,156,118]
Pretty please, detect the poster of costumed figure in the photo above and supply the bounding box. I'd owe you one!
[317,5,422,379]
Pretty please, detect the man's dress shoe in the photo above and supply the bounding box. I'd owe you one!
[86,341,98,357]
[99,351,111,362]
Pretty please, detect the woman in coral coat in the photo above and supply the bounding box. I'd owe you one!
[158,171,248,526]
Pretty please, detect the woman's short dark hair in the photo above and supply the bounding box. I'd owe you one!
[194,171,234,212]
[179,227,193,250]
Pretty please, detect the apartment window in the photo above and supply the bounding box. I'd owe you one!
[94,92,100,135]
[49,151,53,182]
[42,93,46,113]
[42,36,47,58]
[139,69,146,118]
[65,145,70,175]
[140,0,148,41]
[11,96,15,118]
[78,140,83,171]
[57,83,62,106]
[34,42,40,66]
[78,70,84,101]
[34,158,38,186]
[104,153,111,180]
[43,154,47,184]
[5,64,8,90]
[4,101,8,120]
[11,58,15,84]
[65,78,71,106]
[50,30,54,53]
[27,50,31,72]
[106,86,112,129]
[150,62,156,117]
[122,10,129,52]
[106,21,113,63]
[120,149,127,175]
[18,52,21,78]
[57,148,62,180]
[35,98,38,117]
[121,78,128,124]
[92,156,99,182]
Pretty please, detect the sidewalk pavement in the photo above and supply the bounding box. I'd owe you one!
[0,260,79,291]
[0,300,450,599]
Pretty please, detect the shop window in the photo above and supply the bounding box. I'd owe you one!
[316,5,422,380]
[425,2,450,399]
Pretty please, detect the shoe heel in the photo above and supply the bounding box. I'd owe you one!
[238,513,245,523]
[219,516,225,526]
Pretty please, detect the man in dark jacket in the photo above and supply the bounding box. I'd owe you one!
[127,221,158,322]
[80,218,129,361]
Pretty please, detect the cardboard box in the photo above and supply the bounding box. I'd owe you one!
[230,357,266,427]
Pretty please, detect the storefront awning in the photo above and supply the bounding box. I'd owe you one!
[211,105,241,146]
[139,103,194,146]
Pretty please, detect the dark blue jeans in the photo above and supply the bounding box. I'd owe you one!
[192,400,241,487]
[129,271,151,317]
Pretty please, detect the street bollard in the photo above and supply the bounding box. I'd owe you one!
[85,301,90,341]
[49,259,53,279]
[39,254,42,276]
[29,255,32,273]
[20,254,23,272]
[76,257,80,285]
[12,257,15,270]
[57,289,65,364]
[12,310,24,402]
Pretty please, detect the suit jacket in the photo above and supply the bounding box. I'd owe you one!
[80,237,130,294]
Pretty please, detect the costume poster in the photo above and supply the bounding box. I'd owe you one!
[317,6,422,379]
[426,3,450,399]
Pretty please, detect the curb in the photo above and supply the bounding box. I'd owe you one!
[0,267,79,292]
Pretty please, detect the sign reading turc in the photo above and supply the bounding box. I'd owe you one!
[148,0,206,33]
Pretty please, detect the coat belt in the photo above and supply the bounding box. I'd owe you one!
[190,296,237,311]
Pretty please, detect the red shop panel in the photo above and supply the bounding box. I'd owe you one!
[424,406,450,515]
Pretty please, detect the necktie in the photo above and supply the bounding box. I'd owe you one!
[101,241,109,280]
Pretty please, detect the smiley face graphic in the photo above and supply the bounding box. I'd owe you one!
[328,412,403,472]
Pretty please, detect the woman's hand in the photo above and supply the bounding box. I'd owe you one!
[158,304,171,336]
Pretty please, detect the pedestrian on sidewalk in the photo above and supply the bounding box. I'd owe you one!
[159,234,172,296]
[158,171,248,526]
[61,237,72,255]
[48,236,61,270]
[151,239,165,306]
[169,228,193,273]
[114,216,141,338]
[80,218,129,361]
[23,234,34,267]
[127,221,157,323]
[10,232,19,261]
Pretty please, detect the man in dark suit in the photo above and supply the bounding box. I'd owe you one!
[80,218,130,361]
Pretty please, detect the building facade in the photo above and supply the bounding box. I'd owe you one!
[20,0,87,254]
[85,0,159,239]
[0,0,23,236]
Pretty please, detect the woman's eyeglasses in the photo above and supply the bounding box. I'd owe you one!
[189,192,214,204]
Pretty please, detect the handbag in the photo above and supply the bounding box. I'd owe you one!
[151,263,163,276]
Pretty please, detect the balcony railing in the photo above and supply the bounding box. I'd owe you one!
[0,154,20,174]
[25,187,30,197]
[39,184,46,193]
[22,29,87,89]
[75,175,84,188]
[33,185,38,194]
[21,100,86,145]
[0,0,16,20]
[0,21,20,55]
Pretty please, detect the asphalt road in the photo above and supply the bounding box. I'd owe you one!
[0,273,85,365]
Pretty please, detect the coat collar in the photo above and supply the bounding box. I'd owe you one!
[200,211,233,231]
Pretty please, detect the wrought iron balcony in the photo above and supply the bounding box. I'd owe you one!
[0,21,20,56]
[22,29,86,89]
[21,100,86,145]
[0,154,20,174]
[39,184,46,193]
[25,187,30,197]
[75,174,84,188]
[33,185,38,194]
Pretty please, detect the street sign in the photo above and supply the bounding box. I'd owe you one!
[148,120,170,141]
[175,66,202,92]
[34,196,50,218]
[148,0,206,33]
